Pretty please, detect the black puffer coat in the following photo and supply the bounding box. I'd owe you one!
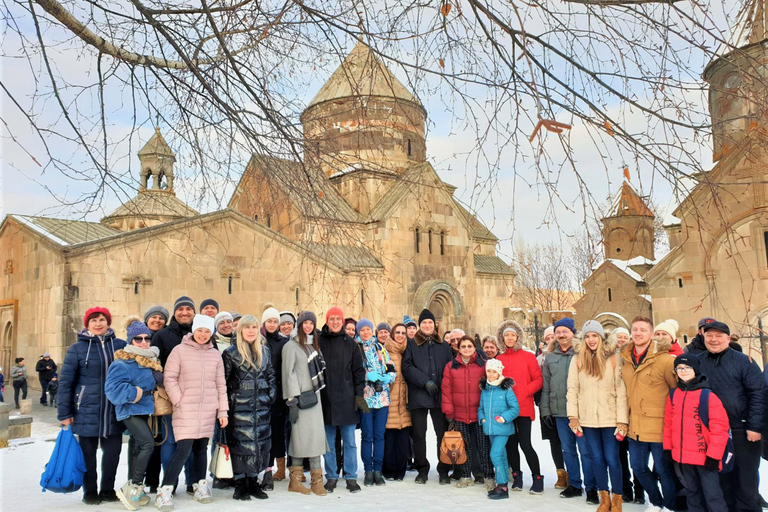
[401,329,453,410]
[151,317,192,366]
[222,344,277,475]
[318,324,366,426]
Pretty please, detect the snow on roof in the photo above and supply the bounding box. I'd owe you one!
[592,258,645,282]
[640,294,652,303]
[624,256,655,266]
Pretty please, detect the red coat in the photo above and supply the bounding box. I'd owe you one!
[441,353,486,424]
[663,386,730,467]
[496,349,542,420]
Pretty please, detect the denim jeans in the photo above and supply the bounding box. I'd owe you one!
[160,414,195,487]
[583,426,622,494]
[556,417,595,490]
[628,439,676,509]
[360,406,389,472]
[324,424,358,479]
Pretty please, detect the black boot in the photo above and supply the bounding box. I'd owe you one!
[233,478,251,501]
[82,491,102,505]
[373,471,386,486]
[249,477,268,500]
[364,471,374,486]
[586,488,599,505]
[261,471,274,491]
[488,485,509,500]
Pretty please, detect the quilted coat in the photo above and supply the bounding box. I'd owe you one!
[104,349,162,421]
[222,343,276,475]
[384,337,411,429]
[57,329,126,437]
[401,329,453,409]
[164,334,228,441]
[318,325,366,426]
[496,320,542,420]
[441,352,486,424]
[540,344,576,418]
[478,377,520,437]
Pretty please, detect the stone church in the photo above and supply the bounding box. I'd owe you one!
[0,42,514,379]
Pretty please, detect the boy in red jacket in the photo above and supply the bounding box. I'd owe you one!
[663,354,729,512]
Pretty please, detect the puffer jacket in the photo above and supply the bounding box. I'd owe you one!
[10,364,27,382]
[401,329,453,409]
[384,337,411,429]
[540,344,575,418]
[478,377,519,437]
[222,343,276,475]
[319,325,365,426]
[496,320,542,420]
[36,359,57,380]
[57,329,127,438]
[358,335,396,409]
[441,352,486,423]
[566,338,628,428]
[105,349,162,421]
[620,339,677,442]
[663,374,730,467]
[164,334,228,441]
[697,347,766,432]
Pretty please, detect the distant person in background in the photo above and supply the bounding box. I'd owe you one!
[48,374,58,407]
[36,353,57,405]
[0,366,5,402]
[11,357,28,409]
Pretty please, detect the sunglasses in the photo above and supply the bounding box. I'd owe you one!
[394,331,407,335]
[133,336,151,342]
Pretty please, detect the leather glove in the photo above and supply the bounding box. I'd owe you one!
[542,415,555,430]
[425,380,439,397]
[569,417,583,437]
[289,404,299,424]
[704,456,719,471]
[366,371,381,382]
[355,396,370,414]
[614,423,628,441]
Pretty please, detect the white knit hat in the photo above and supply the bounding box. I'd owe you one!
[261,307,280,325]
[192,314,215,334]
[485,358,504,375]
[654,319,679,340]
[214,311,233,328]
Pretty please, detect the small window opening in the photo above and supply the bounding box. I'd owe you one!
[616,247,622,254]
[266,214,272,228]
[134,281,139,295]
[678,277,683,288]
[295,287,300,307]
[228,275,233,294]
[254,214,258,221]
[361,289,365,306]
[764,231,768,268]
[407,138,412,156]
[415,228,420,253]
[683,334,689,344]
[608,288,612,302]
[440,231,445,256]
[428,230,433,254]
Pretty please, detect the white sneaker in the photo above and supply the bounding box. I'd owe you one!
[644,506,662,512]
[155,485,174,511]
[117,480,140,511]
[193,479,213,504]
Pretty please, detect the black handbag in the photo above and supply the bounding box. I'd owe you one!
[297,389,318,410]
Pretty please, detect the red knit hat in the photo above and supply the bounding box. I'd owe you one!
[326,307,345,323]
[83,307,112,328]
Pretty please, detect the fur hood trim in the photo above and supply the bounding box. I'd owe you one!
[414,329,442,347]
[480,376,515,390]
[114,349,163,372]
[496,320,524,351]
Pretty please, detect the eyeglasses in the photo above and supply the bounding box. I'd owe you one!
[675,365,693,373]
[394,331,406,335]
[133,336,151,343]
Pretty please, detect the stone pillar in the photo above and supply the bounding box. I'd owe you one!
[0,403,11,448]
[19,399,32,415]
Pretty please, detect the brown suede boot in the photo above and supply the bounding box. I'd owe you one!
[596,490,611,512]
[310,469,327,496]
[288,466,311,495]
[273,458,286,481]
[554,469,568,489]
[611,492,622,511]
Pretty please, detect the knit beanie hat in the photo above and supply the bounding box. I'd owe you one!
[297,311,317,328]
[127,320,152,341]
[502,326,517,337]
[403,315,417,328]
[83,307,112,328]
[581,320,605,339]
[418,309,436,326]
[143,305,169,324]
[230,311,243,321]
[377,322,392,334]
[279,311,296,325]
[674,354,701,376]
[192,314,215,334]
[174,296,195,312]
[654,319,679,340]
[357,318,375,335]
[214,311,234,328]
[543,326,554,338]
[485,358,504,375]
[326,307,345,323]
[200,298,219,311]
[261,307,280,325]
[613,327,630,337]
[554,317,576,334]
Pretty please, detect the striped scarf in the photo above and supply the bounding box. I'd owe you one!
[303,335,326,392]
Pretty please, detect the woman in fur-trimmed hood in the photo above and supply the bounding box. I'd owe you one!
[495,320,523,352]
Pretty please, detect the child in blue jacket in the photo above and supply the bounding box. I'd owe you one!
[478,358,519,500]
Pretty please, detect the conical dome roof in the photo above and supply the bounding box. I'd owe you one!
[706,0,768,75]
[139,128,175,157]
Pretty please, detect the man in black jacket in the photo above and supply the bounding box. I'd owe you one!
[401,308,453,485]
[697,320,765,512]
[35,353,57,405]
[319,307,366,493]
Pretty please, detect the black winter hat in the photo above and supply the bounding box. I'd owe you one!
[200,298,219,311]
[674,354,701,376]
[418,308,436,326]
[702,320,730,336]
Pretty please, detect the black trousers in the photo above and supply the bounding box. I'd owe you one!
[269,401,288,461]
[455,421,493,478]
[124,416,156,484]
[163,438,208,487]
[675,462,727,512]
[40,379,51,404]
[78,434,123,494]
[13,380,27,406]
[382,427,411,480]
[619,437,644,499]
[721,429,761,512]
[410,407,448,477]
[506,416,541,475]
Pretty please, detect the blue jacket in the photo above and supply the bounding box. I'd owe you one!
[57,329,126,437]
[105,349,162,421]
[478,377,519,437]
[697,348,765,432]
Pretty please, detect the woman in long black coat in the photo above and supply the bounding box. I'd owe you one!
[222,315,277,501]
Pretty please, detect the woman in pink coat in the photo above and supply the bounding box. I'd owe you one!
[155,315,228,511]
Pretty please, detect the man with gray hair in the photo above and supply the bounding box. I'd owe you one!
[449,329,465,354]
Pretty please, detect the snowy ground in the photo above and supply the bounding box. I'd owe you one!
[3,403,768,511]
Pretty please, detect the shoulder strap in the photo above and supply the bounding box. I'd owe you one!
[699,388,710,428]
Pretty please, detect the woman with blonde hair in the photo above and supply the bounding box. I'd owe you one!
[222,315,276,501]
[481,335,504,360]
[567,320,628,512]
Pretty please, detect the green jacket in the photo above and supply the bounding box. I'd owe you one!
[540,345,575,418]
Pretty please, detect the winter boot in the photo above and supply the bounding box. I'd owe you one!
[530,475,544,494]
[586,488,600,505]
[273,458,287,480]
[233,478,251,501]
[555,469,569,489]
[288,466,311,495]
[212,478,233,489]
[248,477,268,500]
[310,468,327,496]
[364,471,375,486]
[192,479,212,504]
[346,479,361,493]
[100,489,119,502]
[560,485,584,498]
[611,492,623,512]
[488,485,509,500]
[373,471,386,486]
[155,485,174,511]
[261,471,274,491]
[456,477,474,488]
[484,477,496,492]
[596,490,611,512]
[510,471,523,491]
[324,478,338,493]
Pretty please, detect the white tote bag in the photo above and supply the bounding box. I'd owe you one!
[209,430,234,479]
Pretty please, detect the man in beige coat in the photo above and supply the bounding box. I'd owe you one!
[620,315,677,512]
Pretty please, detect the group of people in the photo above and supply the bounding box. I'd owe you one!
[3,352,58,408]
[42,294,767,512]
